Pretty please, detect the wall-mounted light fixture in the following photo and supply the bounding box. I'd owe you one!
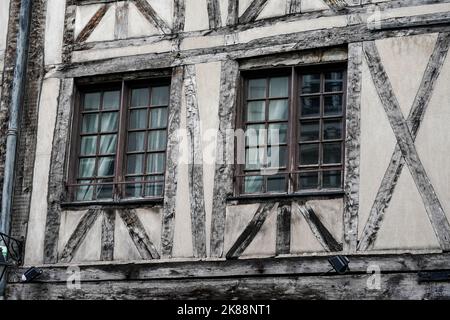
[328,255,350,274]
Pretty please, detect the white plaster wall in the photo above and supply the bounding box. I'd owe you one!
[257,0,286,20]
[87,4,115,42]
[44,0,66,65]
[301,0,329,13]
[24,78,60,265]
[238,0,253,17]
[291,207,325,253]
[146,0,173,28]
[72,213,102,262]
[128,2,160,38]
[224,204,259,254]
[114,212,142,261]
[136,208,162,254]
[74,4,102,39]
[184,0,209,32]
[58,210,85,258]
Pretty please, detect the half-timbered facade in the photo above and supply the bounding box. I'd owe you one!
[1,0,450,299]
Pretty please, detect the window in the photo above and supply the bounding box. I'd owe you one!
[236,65,346,196]
[68,79,170,202]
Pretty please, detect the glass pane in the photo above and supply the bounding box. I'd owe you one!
[323,143,342,164]
[79,158,95,178]
[145,176,164,197]
[127,154,144,174]
[301,74,320,94]
[323,170,342,189]
[129,109,148,129]
[248,79,266,99]
[150,108,168,129]
[245,124,265,147]
[148,130,167,151]
[128,132,145,152]
[76,180,94,201]
[131,88,149,108]
[99,134,117,154]
[324,95,343,116]
[101,112,118,132]
[301,96,320,117]
[147,153,165,174]
[151,86,170,106]
[103,91,120,110]
[323,120,342,140]
[269,77,288,97]
[300,121,320,142]
[299,144,319,165]
[80,136,97,156]
[268,145,287,168]
[267,176,286,193]
[244,176,263,193]
[325,72,343,92]
[268,99,288,120]
[125,177,143,198]
[245,147,263,170]
[268,123,288,145]
[246,101,265,122]
[97,157,115,177]
[82,114,98,133]
[96,179,113,199]
[299,171,319,190]
[84,93,101,111]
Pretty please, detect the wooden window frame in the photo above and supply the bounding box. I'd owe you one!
[235,63,347,197]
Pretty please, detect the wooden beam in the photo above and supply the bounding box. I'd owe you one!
[117,209,160,260]
[114,1,129,40]
[226,202,278,259]
[207,0,222,29]
[276,203,291,255]
[184,65,207,258]
[323,0,347,12]
[60,209,102,263]
[134,0,171,35]
[239,0,269,24]
[362,40,450,252]
[286,0,302,14]
[294,203,343,252]
[173,0,186,33]
[75,4,109,43]
[227,0,239,26]
[100,209,115,261]
[161,67,184,258]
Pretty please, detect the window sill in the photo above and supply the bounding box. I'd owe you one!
[227,190,345,204]
[60,198,164,210]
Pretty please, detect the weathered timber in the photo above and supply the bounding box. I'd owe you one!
[207,0,222,29]
[358,33,450,251]
[343,42,362,253]
[294,203,343,252]
[100,209,115,261]
[173,0,186,33]
[184,65,207,258]
[134,0,171,35]
[226,202,279,259]
[286,0,302,14]
[210,60,240,258]
[60,209,102,263]
[43,79,74,264]
[227,0,239,26]
[323,0,347,12]
[161,67,184,258]
[61,2,76,64]
[239,0,270,24]
[363,41,450,251]
[75,4,109,43]
[276,204,291,255]
[114,1,128,40]
[118,209,160,260]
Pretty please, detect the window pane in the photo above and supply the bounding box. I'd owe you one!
[80,136,97,156]
[103,91,120,110]
[131,88,149,108]
[301,74,320,94]
[125,177,143,198]
[323,120,342,140]
[147,153,165,174]
[268,145,287,168]
[145,176,164,197]
[148,130,167,151]
[244,176,263,193]
[151,86,170,106]
[101,112,118,132]
[325,72,343,92]
[246,124,265,147]
[268,123,288,145]
[299,172,319,190]
[269,77,288,97]
[300,121,320,142]
[82,114,98,133]
[267,176,286,193]
[97,156,115,177]
[96,179,113,199]
[84,93,101,111]
[128,132,145,152]
[129,109,148,129]
[76,180,94,201]
[323,143,342,164]
[301,96,320,117]
[248,79,266,99]
[268,99,288,120]
[323,170,342,189]
[247,101,265,122]
[324,95,343,116]
[150,108,168,129]
[299,144,319,165]
[245,147,263,170]
[127,154,144,174]
[79,158,95,178]
[99,134,117,154]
